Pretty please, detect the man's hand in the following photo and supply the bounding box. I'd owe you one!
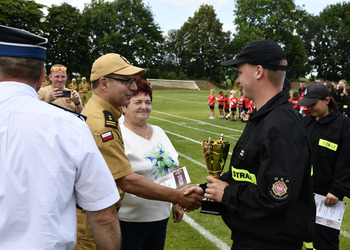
[70,90,81,105]
[205,176,229,203]
[176,184,204,211]
[45,88,62,103]
[172,204,184,223]
[324,192,339,207]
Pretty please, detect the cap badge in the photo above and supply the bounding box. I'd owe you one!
[120,55,130,65]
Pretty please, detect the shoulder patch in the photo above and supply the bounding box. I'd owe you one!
[103,110,117,128]
[268,177,289,201]
[101,131,114,142]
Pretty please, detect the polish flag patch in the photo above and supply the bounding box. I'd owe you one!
[101,131,113,142]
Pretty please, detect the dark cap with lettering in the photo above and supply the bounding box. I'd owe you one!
[0,25,51,61]
[221,39,288,71]
[297,82,330,106]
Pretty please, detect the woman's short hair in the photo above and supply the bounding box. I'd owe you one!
[134,78,152,101]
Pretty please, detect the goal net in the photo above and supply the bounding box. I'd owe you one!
[147,79,200,90]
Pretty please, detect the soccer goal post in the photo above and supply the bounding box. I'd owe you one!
[147,79,200,90]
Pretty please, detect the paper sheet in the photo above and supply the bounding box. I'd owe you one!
[154,166,191,189]
[314,193,347,230]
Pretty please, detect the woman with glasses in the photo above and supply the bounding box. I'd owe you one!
[118,78,183,250]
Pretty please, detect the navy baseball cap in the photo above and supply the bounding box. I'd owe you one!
[221,39,288,71]
[0,25,51,61]
[297,82,330,106]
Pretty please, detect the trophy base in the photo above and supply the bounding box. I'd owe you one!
[200,199,221,215]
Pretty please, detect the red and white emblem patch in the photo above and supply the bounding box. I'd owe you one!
[272,181,288,196]
[269,177,289,201]
[101,131,113,142]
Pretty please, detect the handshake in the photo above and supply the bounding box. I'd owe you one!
[176,177,229,212]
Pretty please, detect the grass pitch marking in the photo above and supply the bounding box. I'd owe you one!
[152,110,243,133]
[183,214,231,250]
[153,95,204,105]
[151,116,240,141]
[164,130,232,156]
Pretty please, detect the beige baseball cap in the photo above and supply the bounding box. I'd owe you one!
[90,53,146,82]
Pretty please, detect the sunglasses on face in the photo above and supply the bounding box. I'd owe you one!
[51,66,67,72]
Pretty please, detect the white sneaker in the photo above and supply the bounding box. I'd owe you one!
[209,116,215,119]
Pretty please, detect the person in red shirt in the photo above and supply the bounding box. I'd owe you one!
[238,92,245,119]
[207,89,216,119]
[244,97,250,113]
[230,90,238,121]
[247,100,255,114]
[218,90,225,119]
[224,93,230,120]
[298,91,308,116]
[289,90,301,111]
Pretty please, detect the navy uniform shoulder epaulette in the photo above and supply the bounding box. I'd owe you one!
[103,110,117,128]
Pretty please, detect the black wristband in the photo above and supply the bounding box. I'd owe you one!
[75,102,80,106]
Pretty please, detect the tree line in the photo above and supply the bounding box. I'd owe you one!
[1,0,349,85]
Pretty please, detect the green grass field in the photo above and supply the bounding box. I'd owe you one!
[147,89,350,250]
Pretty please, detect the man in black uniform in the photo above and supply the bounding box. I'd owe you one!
[196,40,316,249]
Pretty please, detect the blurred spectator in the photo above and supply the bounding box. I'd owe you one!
[79,76,90,106]
[68,77,79,91]
[289,90,301,112]
[207,89,216,119]
[298,81,306,96]
[218,90,225,119]
[229,90,238,121]
[38,64,83,113]
[343,86,350,117]
[224,93,230,119]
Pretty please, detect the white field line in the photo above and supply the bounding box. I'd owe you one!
[150,116,240,141]
[164,130,232,156]
[152,110,243,133]
[341,229,350,239]
[153,95,204,105]
[178,152,206,168]
[183,214,231,250]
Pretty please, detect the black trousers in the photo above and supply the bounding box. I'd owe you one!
[314,223,339,250]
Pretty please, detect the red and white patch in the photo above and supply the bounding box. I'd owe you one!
[269,177,289,201]
[101,131,113,142]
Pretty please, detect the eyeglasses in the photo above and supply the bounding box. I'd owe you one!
[106,76,137,87]
[51,66,67,72]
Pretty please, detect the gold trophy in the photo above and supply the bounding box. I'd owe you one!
[200,134,230,215]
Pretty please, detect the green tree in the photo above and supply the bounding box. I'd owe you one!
[300,2,350,81]
[44,3,90,78]
[176,4,231,83]
[81,0,163,77]
[0,0,44,33]
[233,0,309,79]
[159,29,182,78]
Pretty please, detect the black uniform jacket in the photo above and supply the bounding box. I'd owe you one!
[302,109,350,200]
[220,90,315,249]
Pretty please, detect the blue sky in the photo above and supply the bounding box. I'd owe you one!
[35,0,346,32]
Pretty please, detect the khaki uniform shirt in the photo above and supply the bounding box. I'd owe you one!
[74,94,133,250]
[68,82,78,91]
[37,85,78,112]
[40,79,50,88]
[79,81,90,93]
